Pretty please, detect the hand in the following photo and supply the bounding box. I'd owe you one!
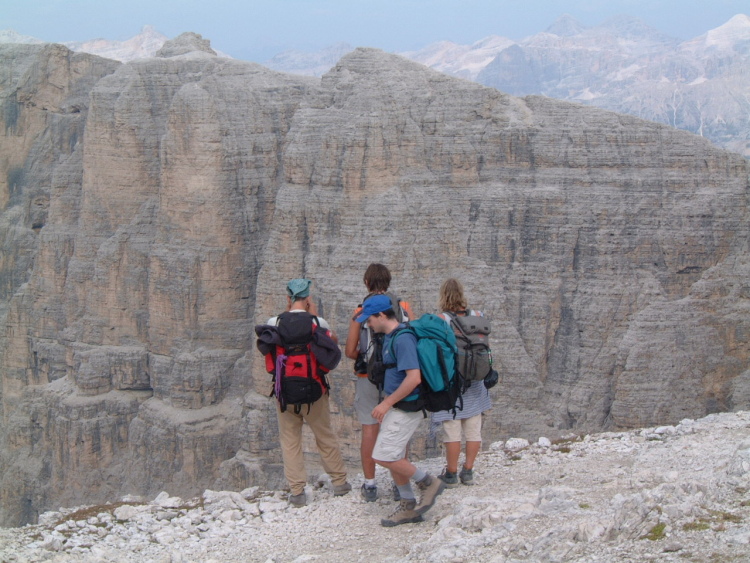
[307,299,318,315]
[371,402,390,423]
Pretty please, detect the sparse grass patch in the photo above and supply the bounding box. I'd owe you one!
[708,554,746,562]
[551,434,582,445]
[176,497,204,511]
[510,455,522,461]
[554,446,571,453]
[682,509,743,533]
[642,522,666,541]
[709,509,742,524]
[683,520,711,532]
[579,503,591,509]
[53,501,133,527]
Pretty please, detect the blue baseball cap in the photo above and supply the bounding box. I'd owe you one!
[355,294,393,323]
[287,278,312,300]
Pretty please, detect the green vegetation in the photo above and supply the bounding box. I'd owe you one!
[643,522,667,541]
[53,501,132,528]
[682,509,743,533]
[683,520,711,531]
[709,510,742,524]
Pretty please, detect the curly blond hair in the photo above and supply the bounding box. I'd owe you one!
[438,278,468,312]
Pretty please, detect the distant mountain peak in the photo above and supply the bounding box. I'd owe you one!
[63,25,168,61]
[705,13,750,50]
[264,42,355,77]
[156,31,216,58]
[0,29,44,44]
[597,14,676,41]
[545,14,587,37]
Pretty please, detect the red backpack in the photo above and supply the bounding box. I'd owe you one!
[260,312,335,414]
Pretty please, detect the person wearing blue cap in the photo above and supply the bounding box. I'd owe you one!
[357,294,445,527]
[266,278,351,507]
[344,263,414,503]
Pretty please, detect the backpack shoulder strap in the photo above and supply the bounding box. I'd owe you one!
[382,292,403,322]
[399,301,414,322]
[385,326,414,358]
[442,310,469,338]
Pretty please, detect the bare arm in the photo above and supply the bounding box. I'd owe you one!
[344,317,361,360]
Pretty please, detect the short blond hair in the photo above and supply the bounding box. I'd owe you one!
[438,278,467,312]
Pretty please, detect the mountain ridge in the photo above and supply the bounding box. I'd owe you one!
[1,31,749,529]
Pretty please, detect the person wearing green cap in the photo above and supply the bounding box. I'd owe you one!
[286,278,313,302]
[266,278,351,507]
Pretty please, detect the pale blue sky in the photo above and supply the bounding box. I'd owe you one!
[1,0,747,62]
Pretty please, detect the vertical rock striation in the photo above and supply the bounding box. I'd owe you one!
[1,40,749,526]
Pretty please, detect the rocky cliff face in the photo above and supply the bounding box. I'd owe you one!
[1,35,748,526]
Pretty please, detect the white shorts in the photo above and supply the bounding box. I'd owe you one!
[441,413,483,442]
[372,408,423,463]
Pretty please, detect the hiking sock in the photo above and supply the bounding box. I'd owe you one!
[364,478,377,487]
[412,468,427,483]
[396,483,416,501]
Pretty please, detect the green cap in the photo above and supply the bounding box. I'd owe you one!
[287,278,312,300]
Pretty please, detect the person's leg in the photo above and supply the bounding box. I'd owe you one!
[355,378,381,500]
[438,418,461,486]
[361,423,379,477]
[373,409,424,526]
[276,404,306,496]
[374,409,445,519]
[304,395,349,489]
[355,377,381,479]
[465,441,481,469]
[460,414,483,485]
[379,458,417,483]
[373,409,422,496]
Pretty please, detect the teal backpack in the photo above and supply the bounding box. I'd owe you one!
[390,314,463,415]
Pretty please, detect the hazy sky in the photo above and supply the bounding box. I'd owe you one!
[2,0,748,62]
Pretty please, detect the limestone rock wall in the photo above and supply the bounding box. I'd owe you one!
[1,41,749,526]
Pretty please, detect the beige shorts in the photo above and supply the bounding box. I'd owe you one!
[372,407,423,462]
[441,413,483,443]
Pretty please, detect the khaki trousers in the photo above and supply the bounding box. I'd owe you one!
[276,393,348,495]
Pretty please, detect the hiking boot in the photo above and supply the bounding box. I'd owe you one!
[414,474,446,515]
[333,482,352,496]
[392,481,401,501]
[289,492,306,507]
[360,483,378,502]
[459,466,475,486]
[438,469,459,488]
[380,498,424,527]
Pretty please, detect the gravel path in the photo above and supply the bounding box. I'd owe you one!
[2,411,749,562]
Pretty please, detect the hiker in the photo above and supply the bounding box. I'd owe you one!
[260,278,352,507]
[356,294,445,527]
[433,278,494,487]
[344,263,414,502]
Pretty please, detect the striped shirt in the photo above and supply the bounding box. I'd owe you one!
[431,310,492,422]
